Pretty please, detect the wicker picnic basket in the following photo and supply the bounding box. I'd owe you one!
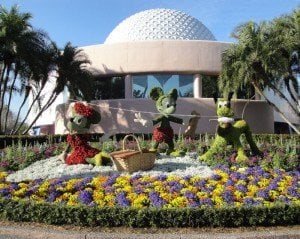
[110,134,156,173]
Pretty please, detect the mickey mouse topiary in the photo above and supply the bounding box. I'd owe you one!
[200,93,262,163]
[62,102,104,166]
[149,87,185,156]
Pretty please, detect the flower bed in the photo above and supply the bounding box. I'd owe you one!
[0,134,299,227]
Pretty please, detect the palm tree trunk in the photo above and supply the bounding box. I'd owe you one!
[12,81,47,134]
[21,92,58,134]
[0,65,11,133]
[4,71,18,133]
[254,85,300,134]
[267,82,299,117]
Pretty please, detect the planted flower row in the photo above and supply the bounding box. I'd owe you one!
[0,165,299,208]
[0,134,299,172]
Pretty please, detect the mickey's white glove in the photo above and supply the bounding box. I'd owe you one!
[134,112,148,127]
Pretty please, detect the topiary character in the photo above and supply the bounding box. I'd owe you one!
[61,102,106,166]
[149,87,185,156]
[200,93,262,163]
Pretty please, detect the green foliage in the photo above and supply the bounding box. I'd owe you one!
[218,7,300,129]
[0,198,299,227]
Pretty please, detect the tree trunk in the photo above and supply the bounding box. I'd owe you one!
[4,72,17,133]
[11,81,46,134]
[267,81,299,117]
[0,65,11,133]
[20,92,58,134]
[254,85,300,135]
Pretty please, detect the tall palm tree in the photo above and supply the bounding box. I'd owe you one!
[56,42,95,102]
[22,42,95,134]
[0,4,51,134]
[219,8,300,134]
[0,5,32,133]
[10,40,58,134]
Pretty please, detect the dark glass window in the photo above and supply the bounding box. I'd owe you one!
[93,76,125,100]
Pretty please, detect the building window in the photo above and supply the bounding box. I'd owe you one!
[93,76,125,100]
[132,74,193,98]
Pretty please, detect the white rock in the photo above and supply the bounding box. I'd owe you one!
[6,153,213,182]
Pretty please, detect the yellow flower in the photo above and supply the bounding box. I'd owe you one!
[212,195,223,207]
[37,181,50,197]
[0,171,8,179]
[169,196,188,208]
[268,190,279,200]
[258,178,270,188]
[65,179,80,191]
[67,193,78,206]
[234,191,244,201]
[11,188,27,197]
[132,194,150,208]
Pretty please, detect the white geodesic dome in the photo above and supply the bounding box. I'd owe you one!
[104,8,216,44]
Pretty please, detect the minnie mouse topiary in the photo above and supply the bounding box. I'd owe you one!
[62,102,103,165]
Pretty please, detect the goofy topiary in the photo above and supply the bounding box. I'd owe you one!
[200,92,262,163]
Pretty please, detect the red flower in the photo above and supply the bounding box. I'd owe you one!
[65,134,100,165]
[153,126,174,143]
[74,102,93,117]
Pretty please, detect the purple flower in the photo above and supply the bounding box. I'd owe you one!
[199,198,213,207]
[256,189,269,199]
[149,191,166,207]
[0,187,11,197]
[194,179,207,189]
[184,191,197,200]
[211,174,221,180]
[75,177,92,191]
[46,191,63,202]
[243,198,262,207]
[287,187,300,198]
[116,191,130,207]
[78,190,93,205]
[133,186,144,194]
[189,200,200,207]
[235,184,247,193]
[225,179,234,187]
[222,190,234,205]
[102,174,119,187]
[169,181,184,193]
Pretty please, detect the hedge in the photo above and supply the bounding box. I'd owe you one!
[0,198,299,228]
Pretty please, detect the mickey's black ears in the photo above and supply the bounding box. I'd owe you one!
[168,88,178,101]
[228,92,234,102]
[149,87,164,101]
[213,92,218,104]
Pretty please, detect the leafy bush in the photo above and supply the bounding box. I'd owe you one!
[0,198,299,227]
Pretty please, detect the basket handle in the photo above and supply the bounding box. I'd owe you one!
[122,134,142,152]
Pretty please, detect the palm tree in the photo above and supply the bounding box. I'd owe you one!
[219,7,300,134]
[0,4,52,134]
[10,40,59,134]
[56,42,95,102]
[0,5,32,133]
[22,42,95,134]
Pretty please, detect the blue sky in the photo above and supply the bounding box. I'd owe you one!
[1,0,299,48]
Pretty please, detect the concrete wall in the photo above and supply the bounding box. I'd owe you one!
[82,40,230,75]
[55,98,274,135]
